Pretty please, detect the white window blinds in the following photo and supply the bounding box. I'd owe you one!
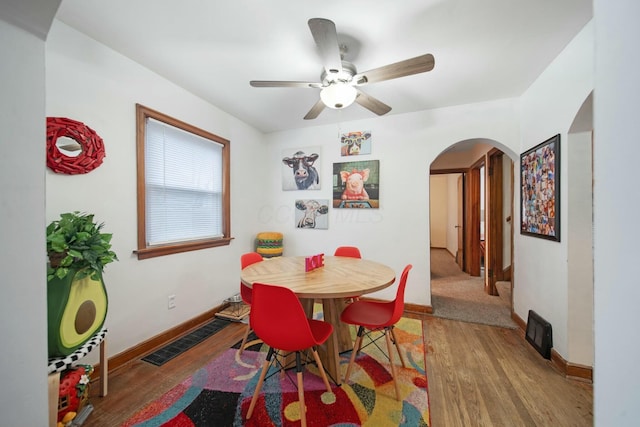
[145,118,223,246]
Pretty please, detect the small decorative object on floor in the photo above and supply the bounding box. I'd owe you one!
[215,294,250,321]
[57,364,93,424]
[67,403,93,426]
[305,253,325,272]
[255,232,283,258]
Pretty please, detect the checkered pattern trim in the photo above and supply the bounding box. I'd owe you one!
[47,327,108,374]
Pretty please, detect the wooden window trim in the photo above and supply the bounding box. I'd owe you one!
[135,104,231,259]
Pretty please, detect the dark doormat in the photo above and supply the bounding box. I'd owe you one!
[142,318,232,366]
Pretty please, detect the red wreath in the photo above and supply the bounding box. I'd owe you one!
[47,117,106,174]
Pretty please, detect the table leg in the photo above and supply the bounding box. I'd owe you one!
[331,298,353,352]
[99,338,108,396]
[301,298,315,318]
[48,372,60,427]
[319,298,355,385]
[300,298,353,386]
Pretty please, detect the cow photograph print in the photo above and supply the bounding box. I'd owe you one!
[281,146,321,191]
[295,199,329,229]
[340,130,372,156]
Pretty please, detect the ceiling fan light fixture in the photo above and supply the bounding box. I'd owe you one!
[320,83,357,109]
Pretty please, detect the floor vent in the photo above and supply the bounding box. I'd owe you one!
[525,310,552,359]
[142,318,231,366]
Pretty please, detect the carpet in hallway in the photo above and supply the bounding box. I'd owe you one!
[430,248,516,329]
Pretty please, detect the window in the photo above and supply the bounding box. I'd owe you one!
[135,104,230,259]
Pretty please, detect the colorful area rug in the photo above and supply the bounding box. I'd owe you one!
[122,316,429,426]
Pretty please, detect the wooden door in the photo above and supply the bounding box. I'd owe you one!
[464,167,481,276]
[456,174,464,268]
[485,149,504,296]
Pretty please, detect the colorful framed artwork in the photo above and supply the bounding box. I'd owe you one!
[295,199,329,229]
[332,160,380,208]
[340,131,372,156]
[520,134,560,241]
[281,146,321,191]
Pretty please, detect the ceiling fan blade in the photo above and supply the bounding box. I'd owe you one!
[303,99,326,120]
[308,18,343,74]
[250,80,322,88]
[353,53,435,85]
[355,89,392,116]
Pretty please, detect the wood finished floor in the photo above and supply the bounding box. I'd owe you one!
[88,314,592,426]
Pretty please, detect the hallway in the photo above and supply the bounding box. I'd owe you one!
[430,248,516,329]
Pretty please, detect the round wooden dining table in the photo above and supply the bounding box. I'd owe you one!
[240,255,396,385]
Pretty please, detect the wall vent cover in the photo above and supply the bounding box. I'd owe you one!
[525,310,553,359]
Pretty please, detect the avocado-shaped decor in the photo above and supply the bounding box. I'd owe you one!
[48,269,108,356]
[47,212,117,357]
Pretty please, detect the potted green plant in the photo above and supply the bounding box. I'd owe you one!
[47,211,118,282]
[46,211,118,357]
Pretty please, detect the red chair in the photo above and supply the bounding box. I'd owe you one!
[334,246,362,258]
[340,264,413,401]
[237,252,263,356]
[334,246,362,302]
[245,283,333,427]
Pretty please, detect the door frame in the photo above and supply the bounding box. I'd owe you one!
[432,148,508,296]
[430,168,480,277]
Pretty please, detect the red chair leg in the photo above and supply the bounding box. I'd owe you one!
[344,326,365,382]
[390,326,406,368]
[246,348,274,419]
[295,352,307,427]
[385,331,401,401]
[238,324,251,356]
[297,370,306,427]
[310,348,332,393]
[246,359,269,419]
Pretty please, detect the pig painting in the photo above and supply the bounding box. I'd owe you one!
[333,160,380,209]
[340,169,370,200]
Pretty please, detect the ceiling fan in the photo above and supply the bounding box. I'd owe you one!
[250,18,435,120]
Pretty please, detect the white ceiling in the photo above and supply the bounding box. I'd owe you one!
[54,0,592,134]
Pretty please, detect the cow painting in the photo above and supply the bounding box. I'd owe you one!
[295,199,329,229]
[340,131,372,156]
[282,148,321,190]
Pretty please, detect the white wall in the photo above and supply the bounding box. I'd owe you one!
[262,100,520,307]
[45,21,268,362]
[0,18,49,427]
[516,21,594,360]
[567,130,593,366]
[594,1,640,424]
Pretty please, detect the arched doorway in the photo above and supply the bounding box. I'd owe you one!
[429,138,517,328]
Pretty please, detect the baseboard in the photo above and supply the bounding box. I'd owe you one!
[551,350,594,383]
[513,311,527,331]
[91,302,228,381]
[513,311,593,384]
[405,302,432,315]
